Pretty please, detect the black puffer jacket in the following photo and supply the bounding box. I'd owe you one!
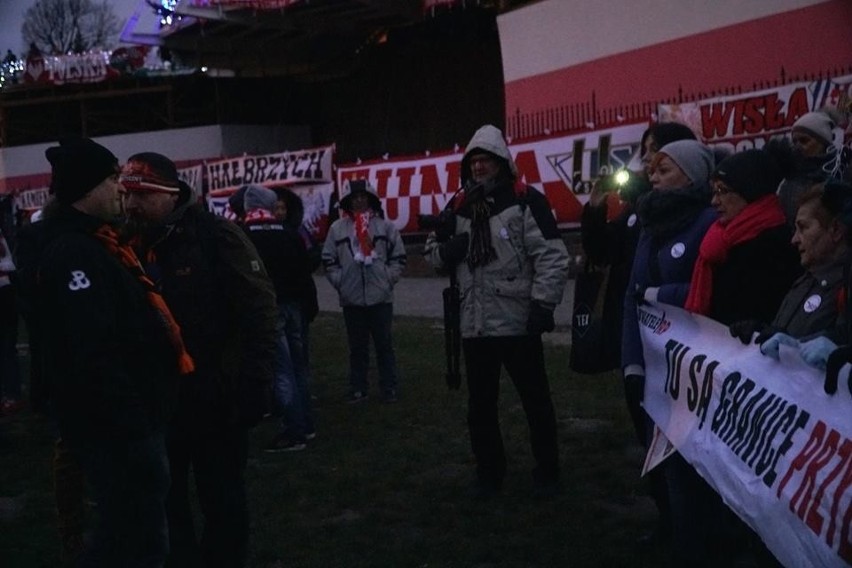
[243,215,312,305]
[37,206,179,443]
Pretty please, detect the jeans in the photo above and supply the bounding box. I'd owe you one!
[342,303,399,395]
[272,301,314,439]
[71,432,170,568]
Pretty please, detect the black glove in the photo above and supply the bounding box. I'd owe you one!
[624,374,646,405]
[729,319,766,345]
[237,382,268,428]
[633,284,649,306]
[754,325,782,346]
[435,210,457,243]
[527,301,555,335]
[825,345,852,395]
[438,232,469,265]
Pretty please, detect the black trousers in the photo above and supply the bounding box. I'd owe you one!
[462,335,559,486]
[165,424,250,568]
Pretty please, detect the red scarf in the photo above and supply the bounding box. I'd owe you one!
[244,208,278,223]
[685,195,786,315]
[355,211,374,257]
[94,225,195,375]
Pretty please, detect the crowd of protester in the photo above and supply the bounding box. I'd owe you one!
[0,106,849,566]
[582,107,852,567]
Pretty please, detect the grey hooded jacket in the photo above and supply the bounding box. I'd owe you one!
[322,181,407,307]
[426,125,570,337]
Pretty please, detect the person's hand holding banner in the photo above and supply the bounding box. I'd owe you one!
[758,332,799,360]
[798,335,837,370]
[728,319,766,344]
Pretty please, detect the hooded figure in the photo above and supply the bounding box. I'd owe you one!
[321,177,406,404]
[426,124,570,500]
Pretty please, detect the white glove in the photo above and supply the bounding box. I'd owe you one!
[759,332,799,360]
[798,336,838,370]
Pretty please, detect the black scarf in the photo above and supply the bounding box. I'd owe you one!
[636,184,711,241]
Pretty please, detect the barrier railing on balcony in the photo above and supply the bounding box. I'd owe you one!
[505,65,852,141]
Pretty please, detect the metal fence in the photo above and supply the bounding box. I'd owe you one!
[505,65,852,141]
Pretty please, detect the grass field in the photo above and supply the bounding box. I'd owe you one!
[1,312,668,567]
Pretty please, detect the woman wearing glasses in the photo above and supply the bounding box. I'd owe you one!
[685,141,801,324]
[678,141,801,567]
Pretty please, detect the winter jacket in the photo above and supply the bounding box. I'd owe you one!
[772,257,847,343]
[579,196,644,370]
[36,206,179,443]
[777,153,833,224]
[428,181,570,338]
[322,213,406,307]
[243,216,312,305]
[138,201,278,431]
[428,124,569,338]
[278,186,321,321]
[622,207,718,373]
[706,225,801,326]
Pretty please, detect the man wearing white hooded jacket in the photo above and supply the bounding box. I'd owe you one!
[426,124,570,498]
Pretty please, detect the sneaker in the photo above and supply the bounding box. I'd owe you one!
[380,390,398,403]
[264,434,307,453]
[345,391,369,404]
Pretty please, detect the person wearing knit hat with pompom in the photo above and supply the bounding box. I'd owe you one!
[35,138,189,566]
[778,109,844,224]
[122,152,278,568]
[321,179,406,404]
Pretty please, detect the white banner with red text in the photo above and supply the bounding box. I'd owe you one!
[206,145,334,196]
[639,301,852,567]
[658,74,852,152]
[336,122,648,233]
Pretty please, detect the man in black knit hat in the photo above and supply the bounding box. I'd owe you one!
[35,138,185,566]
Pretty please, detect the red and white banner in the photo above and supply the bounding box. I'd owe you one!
[206,145,334,196]
[640,302,852,567]
[178,164,204,196]
[337,122,648,233]
[187,0,302,8]
[205,145,335,241]
[14,187,49,212]
[658,74,852,152]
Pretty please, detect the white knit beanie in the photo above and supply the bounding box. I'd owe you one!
[792,111,835,147]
